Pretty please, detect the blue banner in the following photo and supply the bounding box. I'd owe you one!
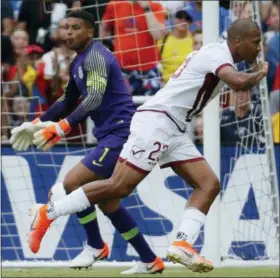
[1,145,279,262]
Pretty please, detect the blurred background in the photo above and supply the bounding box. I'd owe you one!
[1,0,279,145]
[1,0,279,272]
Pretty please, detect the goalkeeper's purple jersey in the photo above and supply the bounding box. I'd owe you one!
[41,40,136,140]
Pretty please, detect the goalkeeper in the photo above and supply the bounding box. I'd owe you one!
[10,11,164,275]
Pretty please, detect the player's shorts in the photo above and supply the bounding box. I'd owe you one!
[82,134,127,178]
[119,111,204,173]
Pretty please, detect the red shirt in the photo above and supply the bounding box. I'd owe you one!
[102,0,165,71]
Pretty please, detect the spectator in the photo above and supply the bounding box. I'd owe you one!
[1,35,16,80]
[19,46,42,96]
[6,45,49,123]
[266,32,280,92]
[22,45,49,119]
[16,0,74,51]
[1,35,16,141]
[1,0,14,36]
[273,64,280,91]
[264,2,280,42]
[17,0,51,47]
[10,29,29,62]
[4,31,29,106]
[100,0,166,96]
[272,111,280,143]
[269,89,279,143]
[184,0,202,33]
[240,1,254,19]
[221,90,264,145]
[192,28,203,51]
[230,1,247,22]
[2,31,28,138]
[184,0,229,35]
[41,18,75,104]
[261,0,274,23]
[270,89,280,116]
[157,10,193,84]
[49,1,68,36]
[11,96,30,127]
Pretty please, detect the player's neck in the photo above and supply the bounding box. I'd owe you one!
[172,29,189,39]
[76,39,93,54]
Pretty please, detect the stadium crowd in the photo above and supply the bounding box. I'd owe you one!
[1,0,279,144]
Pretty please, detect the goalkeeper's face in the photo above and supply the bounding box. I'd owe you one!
[65,18,93,51]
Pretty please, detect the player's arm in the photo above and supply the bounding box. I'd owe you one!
[9,73,80,151]
[217,62,268,91]
[33,50,110,151]
[65,50,109,127]
[39,74,81,122]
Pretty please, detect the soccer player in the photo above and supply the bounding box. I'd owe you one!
[28,18,268,273]
[11,11,164,274]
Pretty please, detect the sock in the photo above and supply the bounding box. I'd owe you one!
[106,206,156,263]
[48,182,66,202]
[47,187,90,219]
[176,207,206,245]
[76,206,104,249]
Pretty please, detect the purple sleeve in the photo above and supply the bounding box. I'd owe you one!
[66,48,110,127]
[40,76,80,122]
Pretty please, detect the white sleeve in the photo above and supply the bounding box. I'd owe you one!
[204,46,234,76]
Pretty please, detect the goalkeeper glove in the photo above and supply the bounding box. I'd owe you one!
[33,119,71,151]
[9,118,54,151]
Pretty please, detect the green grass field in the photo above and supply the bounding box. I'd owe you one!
[2,267,279,277]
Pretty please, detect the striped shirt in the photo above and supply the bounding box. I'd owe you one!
[40,41,136,140]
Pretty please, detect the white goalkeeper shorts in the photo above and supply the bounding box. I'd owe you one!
[119,110,204,173]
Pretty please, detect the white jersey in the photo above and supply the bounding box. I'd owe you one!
[138,41,234,131]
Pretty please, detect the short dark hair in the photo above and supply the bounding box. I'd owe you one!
[175,10,193,23]
[66,10,95,29]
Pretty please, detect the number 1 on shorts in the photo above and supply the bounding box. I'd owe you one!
[99,147,110,163]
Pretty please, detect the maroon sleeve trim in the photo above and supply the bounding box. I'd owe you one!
[215,63,233,76]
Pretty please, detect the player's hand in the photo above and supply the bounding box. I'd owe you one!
[9,118,54,151]
[252,62,268,77]
[33,119,71,151]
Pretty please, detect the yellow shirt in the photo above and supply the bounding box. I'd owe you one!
[272,112,280,143]
[22,65,37,96]
[158,34,193,83]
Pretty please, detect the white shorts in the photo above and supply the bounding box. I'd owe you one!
[119,111,204,173]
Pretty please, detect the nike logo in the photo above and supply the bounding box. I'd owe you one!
[46,133,56,143]
[29,211,38,232]
[180,248,194,259]
[93,160,103,167]
[94,249,107,261]
[146,262,157,272]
